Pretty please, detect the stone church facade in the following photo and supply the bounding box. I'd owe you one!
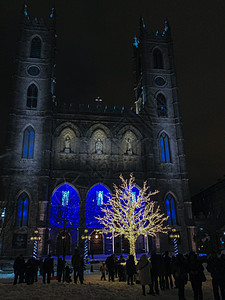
[0,5,195,257]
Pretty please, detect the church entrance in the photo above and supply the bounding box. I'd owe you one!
[56,231,71,256]
[90,231,103,255]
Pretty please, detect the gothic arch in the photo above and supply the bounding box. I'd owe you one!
[158,130,171,163]
[26,83,38,109]
[54,122,81,138]
[54,122,81,154]
[156,92,168,117]
[86,183,112,227]
[30,35,42,58]
[86,124,111,139]
[164,192,178,226]
[50,182,80,228]
[117,126,142,156]
[22,126,35,159]
[87,127,111,155]
[15,191,30,227]
[153,47,164,69]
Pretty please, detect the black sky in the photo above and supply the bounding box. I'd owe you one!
[0,0,224,196]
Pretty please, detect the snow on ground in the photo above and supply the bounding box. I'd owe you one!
[0,273,215,300]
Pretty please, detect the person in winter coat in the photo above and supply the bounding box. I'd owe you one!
[43,255,54,284]
[150,252,161,295]
[106,254,115,282]
[13,254,25,285]
[71,248,84,284]
[164,251,174,289]
[173,254,188,300]
[187,252,205,300]
[207,252,225,300]
[126,254,136,285]
[100,261,107,280]
[25,257,36,285]
[118,255,126,282]
[137,254,152,296]
[57,257,64,282]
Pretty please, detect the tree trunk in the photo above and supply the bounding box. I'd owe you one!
[129,238,137,263]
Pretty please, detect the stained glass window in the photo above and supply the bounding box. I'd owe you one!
[160,132,171,163]
[30,36,41,58]
[166,194,177,225]
[50,184,79,228]
[16,193,29,227]
[86,184,111,227]
[22,126,35,159]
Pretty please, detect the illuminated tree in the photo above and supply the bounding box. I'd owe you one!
[96,174,169,259]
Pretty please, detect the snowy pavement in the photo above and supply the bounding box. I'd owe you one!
[0,273,215,300]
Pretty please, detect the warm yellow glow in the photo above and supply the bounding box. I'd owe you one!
[96,173,169,260]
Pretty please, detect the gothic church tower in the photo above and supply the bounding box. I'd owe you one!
[133,18,195,252]
[1,4,56,256]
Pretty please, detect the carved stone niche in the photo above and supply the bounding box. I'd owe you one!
[122,130,137,156]
[57,127,77,154]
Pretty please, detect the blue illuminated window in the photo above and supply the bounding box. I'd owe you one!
[22,126,35,159]
[86,184,111,227]
[122,186,140,208]
[50,184,79,228]
[30,36,41,58]
[27,84,38,109]
[160,132,171,163]
[153,48,163,69]
[16,193,29,227]
[96,191,103,206]
[157,94,167,117]
[166,194,177,225]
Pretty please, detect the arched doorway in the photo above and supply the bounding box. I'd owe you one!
[50,183,80,255]
[56,232,71,256]
[90,231,103,255]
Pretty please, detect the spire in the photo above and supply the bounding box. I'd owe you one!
[50,7,55,19]
[140,17,146,30]
[162,19,171,37]
[22,1,29,18]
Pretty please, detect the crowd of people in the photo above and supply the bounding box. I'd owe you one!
[12,250,225,300]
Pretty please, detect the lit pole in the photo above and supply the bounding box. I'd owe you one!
[81,229,91,261]
[30,230,41,259]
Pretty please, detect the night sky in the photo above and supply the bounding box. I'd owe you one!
[0,0,224,196]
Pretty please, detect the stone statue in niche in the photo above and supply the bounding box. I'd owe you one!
[64,136,71,153]
[95,138,103,154]
[126,138,133,155]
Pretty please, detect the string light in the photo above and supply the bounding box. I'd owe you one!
[96,173,169,260]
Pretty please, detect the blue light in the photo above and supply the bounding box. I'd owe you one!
[22,198,29,226]
[86,184,111,227]
[96,191,103,206]
[156,30,158,36]
[50,184,79,228]
[50,7,54,18]
[133,36,139,48]
[165,136,170,162]
[166,199,171,225]
[160,137,166,162]
[62,191,69,206]
[166,194,177,225]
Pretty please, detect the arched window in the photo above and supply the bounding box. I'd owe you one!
[86,184,111,227]
[22,126,35,159]
[153,48,163,69]
[16,193,29,227]
[166,194,177,225]
[27,84,38,109]
[30,36,41,58]
[50,183,79,228]
[160,132,171,163]
[157,94,167,117]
